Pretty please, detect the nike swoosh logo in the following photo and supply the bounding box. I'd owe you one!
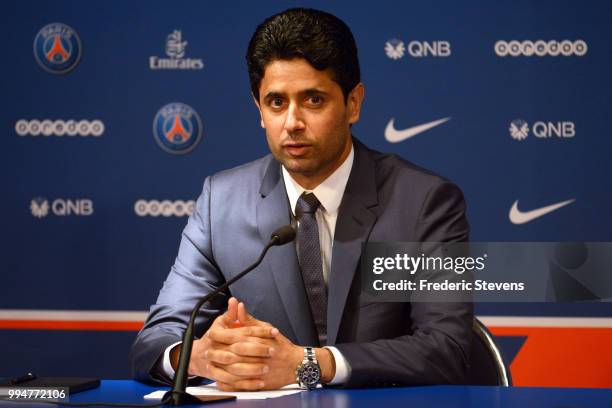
[509,199,575,225]
[385,117,451,143]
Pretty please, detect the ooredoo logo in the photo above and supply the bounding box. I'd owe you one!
[30,197,94,218]
[134,200,195,217]
[153,103,203,154]
[15,120,104,137]
[33,23,82,74]
[495,40,587,57]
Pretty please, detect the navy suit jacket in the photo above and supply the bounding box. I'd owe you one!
[129,138,473,387]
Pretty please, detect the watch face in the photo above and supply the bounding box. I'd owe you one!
[298,361,321,385]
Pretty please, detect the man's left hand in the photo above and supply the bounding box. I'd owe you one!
[205,301,303,391]
[206,301,336,391]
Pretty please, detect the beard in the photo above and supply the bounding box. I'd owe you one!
[268,132,351,181]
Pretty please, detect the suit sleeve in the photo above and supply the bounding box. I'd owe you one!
[334,181,473,387]
[129,176,228,384]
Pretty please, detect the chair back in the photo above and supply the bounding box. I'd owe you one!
[467,317,512,386]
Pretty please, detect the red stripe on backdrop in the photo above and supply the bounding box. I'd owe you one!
[2,317,611,388]
[490,326,612,388]
[0,320,144,331]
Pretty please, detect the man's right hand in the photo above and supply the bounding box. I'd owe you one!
[170,297,279,388]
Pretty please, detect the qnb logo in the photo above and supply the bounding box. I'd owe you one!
[30,197,94,218]
[509,119,529,141]
[495,40,588,57]
[150,30,204,70]
[509,119,576,141]
[384,39,405,60]
[385,39,451,60]
[153,103,203,154]
[134,200,195,217]
[15,120,105,137]
[33,23,82,74]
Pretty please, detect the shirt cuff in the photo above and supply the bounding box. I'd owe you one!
[324,346,351,385]
[161,341,184,379]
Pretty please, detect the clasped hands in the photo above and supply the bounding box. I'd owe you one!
[172,297,334,391]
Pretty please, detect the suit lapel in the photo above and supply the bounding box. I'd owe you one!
[256,158,318,346]
[327,140,378,345]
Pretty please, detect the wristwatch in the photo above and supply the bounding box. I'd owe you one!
[295,347,321,390]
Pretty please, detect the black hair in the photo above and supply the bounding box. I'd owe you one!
[246,8,360,102]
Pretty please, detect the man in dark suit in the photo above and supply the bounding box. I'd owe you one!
[130,8,472,391]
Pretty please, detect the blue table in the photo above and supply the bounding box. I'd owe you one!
[63,380,612,408]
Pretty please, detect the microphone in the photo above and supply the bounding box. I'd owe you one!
[270,224,296,246]
[164,225,296,405]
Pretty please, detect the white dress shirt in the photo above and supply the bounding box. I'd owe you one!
[161,143,354,385]
[281,143,354,385]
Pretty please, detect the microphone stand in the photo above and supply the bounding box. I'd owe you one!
[164,226,294,405]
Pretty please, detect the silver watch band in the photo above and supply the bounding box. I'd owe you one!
[303,347,318,364]
[296,347,321,390]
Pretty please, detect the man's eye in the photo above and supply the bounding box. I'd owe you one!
[309,96,323,105]
[271,98,284,107]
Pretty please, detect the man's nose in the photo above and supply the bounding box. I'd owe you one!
[284,103,305,133]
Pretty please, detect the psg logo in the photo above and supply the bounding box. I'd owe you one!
[153,103,203,154]
[33,23,82,74]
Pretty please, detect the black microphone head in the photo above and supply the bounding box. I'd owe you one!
[270,225,296,245]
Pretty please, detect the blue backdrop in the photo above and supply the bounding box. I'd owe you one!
[1,0,611,379]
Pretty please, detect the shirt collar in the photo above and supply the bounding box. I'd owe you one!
[282,142,354,216]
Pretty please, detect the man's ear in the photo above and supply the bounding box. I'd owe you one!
[252,93,265,128]
[347,83,365,125]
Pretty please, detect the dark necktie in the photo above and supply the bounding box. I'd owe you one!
[295,192,327,346]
